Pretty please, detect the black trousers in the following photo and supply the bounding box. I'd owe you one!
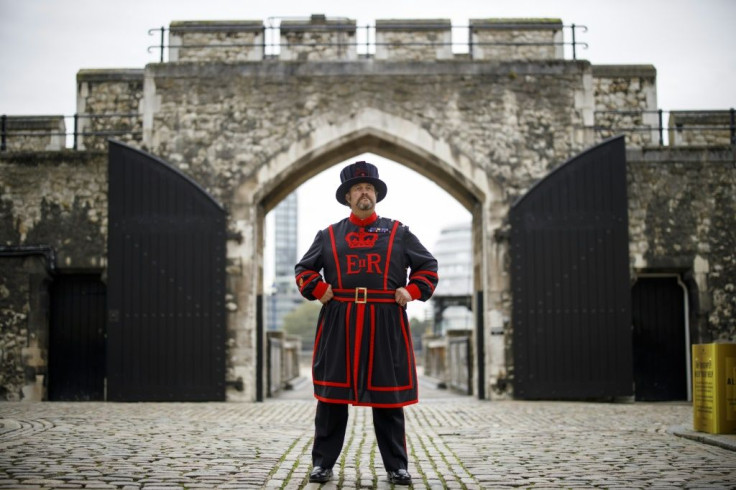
[312,401,408,471]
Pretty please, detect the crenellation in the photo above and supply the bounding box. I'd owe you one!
[1,116,66,151]
[76,69,144,151]
[668,110,734,146]
[169,20,265,62]
[279,16,357,61]
[469,19,564,60]
[375,19,453,61]
[592,64,658,147]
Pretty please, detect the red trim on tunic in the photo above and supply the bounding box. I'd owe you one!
[312,281,328,300]
[411,270,439,279]
[353,303,365,401]
[410,270,439,292]
[405,283,421,300]
[383,221,400,290]
[327,225,343,289]
[296,271,318,293]
[368,309,414,392]
[314,393,419,408]
[349,212,378,227]
[312,315,351,388]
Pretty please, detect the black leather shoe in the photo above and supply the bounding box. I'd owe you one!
[309,466,333,483]
[387,468,412,485]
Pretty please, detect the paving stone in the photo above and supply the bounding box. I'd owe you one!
[1,383,735,489]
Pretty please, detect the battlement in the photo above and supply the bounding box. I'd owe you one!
[169,21,265,62]
[375,19,453,61]
[163,16,569,62]
[2,16,732,152]
[280,16,358,61]
[668,110,735,146]
[0,115,66,151]
[469,18,564,60]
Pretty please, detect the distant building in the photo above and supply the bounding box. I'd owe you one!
[267,192,303,331]
[432,222,473,333]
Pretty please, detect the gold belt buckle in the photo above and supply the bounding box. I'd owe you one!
[355,287,368,304]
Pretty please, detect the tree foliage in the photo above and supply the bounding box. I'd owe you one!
[281,300,321,346]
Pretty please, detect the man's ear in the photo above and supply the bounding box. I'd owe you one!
[345,193,351,205]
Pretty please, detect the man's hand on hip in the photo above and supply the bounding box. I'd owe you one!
[395,287,412,307]
[319,284,334,304]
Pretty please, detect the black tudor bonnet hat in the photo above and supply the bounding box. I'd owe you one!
[335,161,388,206]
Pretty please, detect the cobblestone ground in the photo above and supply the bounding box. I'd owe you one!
[1,380,735,489]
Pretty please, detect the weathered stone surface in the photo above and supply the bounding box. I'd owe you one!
[470,18,564,60]
[169,21,265,62]
[593,65,658,147]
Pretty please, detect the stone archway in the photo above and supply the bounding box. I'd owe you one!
[228,109,509,401]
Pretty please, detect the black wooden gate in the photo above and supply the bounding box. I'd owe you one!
[510,136,633,399]
[632,276,688,401]
[107,140,227,401]
[48,274,106,401]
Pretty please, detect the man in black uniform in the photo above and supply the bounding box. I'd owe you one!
[295,161,439,485]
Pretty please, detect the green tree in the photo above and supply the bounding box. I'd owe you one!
[408,316,431,352]
[281,300,322,348]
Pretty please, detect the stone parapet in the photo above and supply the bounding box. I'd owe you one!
[469,18,563,60]
[668,110,735,146]
[375,19,453,61]
[279,15,357,61]
[76,69,144,151]
[593,64,658,147]
[1,116,66,151]
[169,20,264,62]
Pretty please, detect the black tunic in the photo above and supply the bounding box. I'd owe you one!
[295,212,439,407]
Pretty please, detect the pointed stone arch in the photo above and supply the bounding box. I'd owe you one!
[228,108,509,401]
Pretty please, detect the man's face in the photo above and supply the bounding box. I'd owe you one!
[346,182,376,212]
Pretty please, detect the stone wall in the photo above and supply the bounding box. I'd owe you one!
[0,151,107,399]
[627,147,736,342]
[593,65,659,147]
[145,60,590,206]
[0,152,107,260]
[0,255,50,401]
[76,70,144,151]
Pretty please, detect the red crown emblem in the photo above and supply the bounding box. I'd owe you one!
[346,230,378,248]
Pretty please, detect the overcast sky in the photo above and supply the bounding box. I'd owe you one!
[1,0,734,315]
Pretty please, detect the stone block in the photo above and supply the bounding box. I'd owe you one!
[169,20,265,62]
[279,15,357,61]
[469,18,563,60]
[375,18,452,60]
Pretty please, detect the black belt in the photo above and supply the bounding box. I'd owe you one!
[332,288,396,304]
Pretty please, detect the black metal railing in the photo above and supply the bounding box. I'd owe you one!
[4,108,733,152]
[1,113,141,151]
[147,22,589,62]
[591,108,736,146]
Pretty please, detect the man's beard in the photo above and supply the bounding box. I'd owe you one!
[357,196,374,211]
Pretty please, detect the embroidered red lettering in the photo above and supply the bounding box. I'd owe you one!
[345,254,383,275]
[366,253,383,274]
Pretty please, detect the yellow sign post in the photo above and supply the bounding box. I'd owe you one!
[692,343,736,434]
